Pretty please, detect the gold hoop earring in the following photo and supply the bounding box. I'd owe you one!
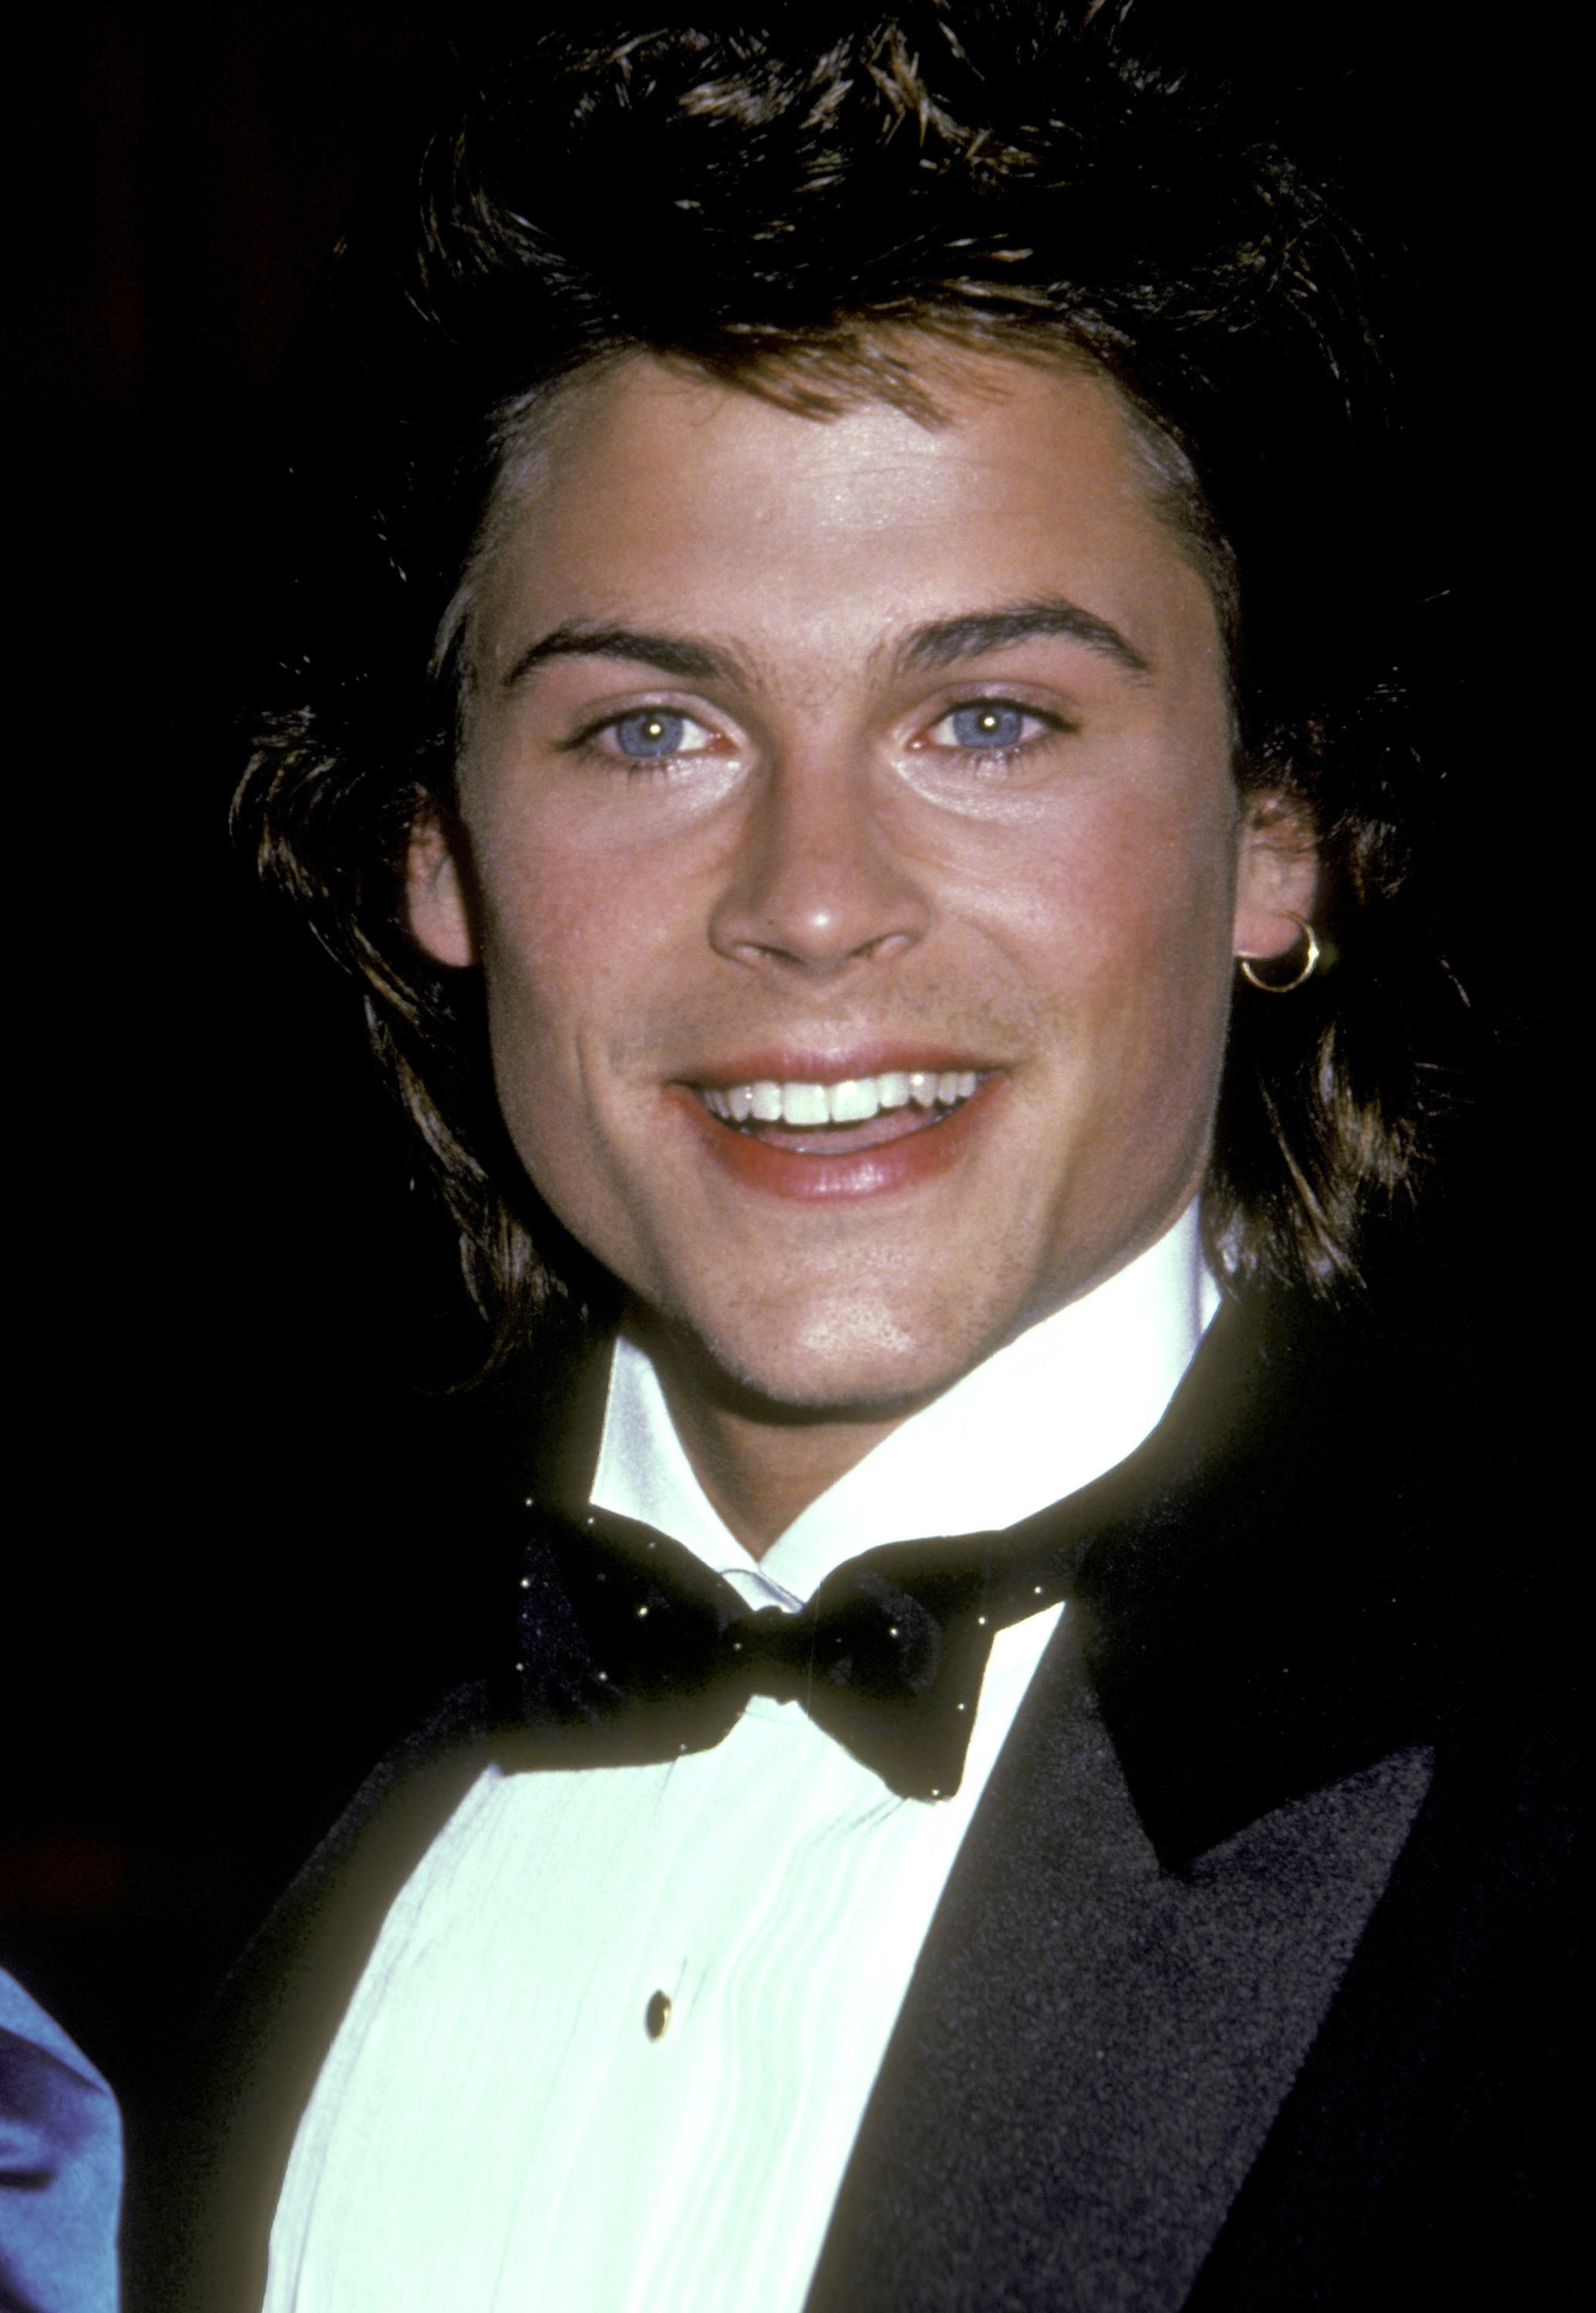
[1238,912,1319,994]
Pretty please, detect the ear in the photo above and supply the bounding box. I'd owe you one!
[406,804,478,968]
[1233,790,1319,964]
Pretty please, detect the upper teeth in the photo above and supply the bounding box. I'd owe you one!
[702,1070,979,1126]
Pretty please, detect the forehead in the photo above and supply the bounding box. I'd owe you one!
[466,350,1221,694]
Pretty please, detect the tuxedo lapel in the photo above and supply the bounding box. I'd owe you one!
[1066,1294,1455,1868]
[807,1294,1450,2312]
[804,1611,1432,2313]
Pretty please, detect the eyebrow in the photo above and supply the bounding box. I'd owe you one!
[898,598,1151,678]
[500,594,1150,694]
[502,621,736,690]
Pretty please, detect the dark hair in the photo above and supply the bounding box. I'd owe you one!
[237,4,1463,1361]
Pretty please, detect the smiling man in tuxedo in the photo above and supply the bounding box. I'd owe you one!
[158,11,1573,2311]
[403,355,1304,1544]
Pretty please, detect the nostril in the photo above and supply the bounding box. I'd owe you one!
[718,925,918,973]
[714,894,925,970]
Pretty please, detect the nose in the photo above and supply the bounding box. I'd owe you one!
[708,750,931,975]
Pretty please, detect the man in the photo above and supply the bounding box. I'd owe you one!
[146,9,1571,2308]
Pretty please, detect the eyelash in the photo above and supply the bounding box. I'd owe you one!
[562,709,719,776]
[561,695,1072,774]
[919,698,1071,769]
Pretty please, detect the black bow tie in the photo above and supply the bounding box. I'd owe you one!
[508,1500,1077,1800]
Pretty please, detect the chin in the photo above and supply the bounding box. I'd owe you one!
[663,1286,1013,1422]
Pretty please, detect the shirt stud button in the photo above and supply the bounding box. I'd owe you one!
[645,1991,672,2039]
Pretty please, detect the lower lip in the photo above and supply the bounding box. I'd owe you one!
[675,1077,1004,1202]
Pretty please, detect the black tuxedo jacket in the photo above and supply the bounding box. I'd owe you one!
[136,1285,1576,2311]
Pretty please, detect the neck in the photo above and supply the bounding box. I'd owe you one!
[599,1211,1215,1568]
[641,1335,924,1557]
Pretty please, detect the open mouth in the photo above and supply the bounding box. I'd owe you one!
[694,1069,982,1156]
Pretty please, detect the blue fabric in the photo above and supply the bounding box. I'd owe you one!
[0,1970,120,2313]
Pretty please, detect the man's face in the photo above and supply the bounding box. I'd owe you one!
[412,352,1308,1413]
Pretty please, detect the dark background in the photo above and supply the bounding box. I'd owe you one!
[2,0,1542,2183]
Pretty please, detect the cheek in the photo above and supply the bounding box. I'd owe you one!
[473,808,618,1031]
[466,824,608,1170]
[996,777,1238,1018]
[467,806,687,1221]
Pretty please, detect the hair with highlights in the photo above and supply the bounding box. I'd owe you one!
[237,4,1463,1362]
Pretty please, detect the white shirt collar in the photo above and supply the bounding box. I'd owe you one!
[591,1202,1219,1610]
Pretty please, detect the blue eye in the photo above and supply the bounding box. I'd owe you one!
[948,703,1027,750]
[613,710,689,757]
